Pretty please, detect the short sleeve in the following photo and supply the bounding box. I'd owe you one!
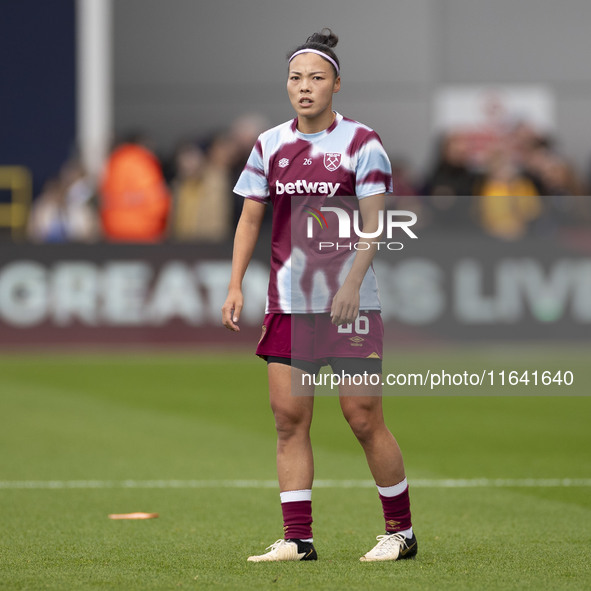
[233,138,270,204]
[355,132,393,198]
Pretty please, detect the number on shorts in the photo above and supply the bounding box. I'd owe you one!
[338,314,369,335]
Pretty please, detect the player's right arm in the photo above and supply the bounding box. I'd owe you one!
[222,198,267,332]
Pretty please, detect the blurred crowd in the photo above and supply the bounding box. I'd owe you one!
[25,115,591,244]
[26,114,269,244]
[398,121,591,240]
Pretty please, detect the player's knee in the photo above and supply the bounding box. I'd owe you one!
[272,406,311,439]
[345,409,380,444]
[345,411,377,444]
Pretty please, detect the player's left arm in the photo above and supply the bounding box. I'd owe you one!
[330,193,385,326]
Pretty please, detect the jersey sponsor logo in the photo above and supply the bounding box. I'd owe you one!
[324,152,342,171]
[275,179,340,197]
[278,158,290,168]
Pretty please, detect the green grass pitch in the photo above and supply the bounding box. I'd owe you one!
[1,347,590,590]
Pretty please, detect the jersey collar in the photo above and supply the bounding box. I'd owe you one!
[292,112,342,141]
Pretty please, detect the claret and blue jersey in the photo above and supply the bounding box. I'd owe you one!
[234,112,393,315]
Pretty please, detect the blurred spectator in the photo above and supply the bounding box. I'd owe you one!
[390,157,419,197]
[421,132,482,230]
[478,149,539,197]
[168,140,206,240]
[386,156,433,230]
[99,136,171,242]
[476,195,543,241]
[27,159,99,243]
[475,149,542,240]
[27,177,67,242]
[423,132,481,196]
[169,133,235,242]
[536,153,589,230]
[228,113,269,226]
[197,132,235,242]
[536,151,585,197]
[507,121,543,169]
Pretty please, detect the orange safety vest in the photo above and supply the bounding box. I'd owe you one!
[100,144,171,242]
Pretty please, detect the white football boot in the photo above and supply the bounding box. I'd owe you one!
[247,539,317,562]
[360,532,418,562]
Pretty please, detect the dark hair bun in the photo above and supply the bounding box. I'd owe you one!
[287,28,340,75]
[306,28,338,49]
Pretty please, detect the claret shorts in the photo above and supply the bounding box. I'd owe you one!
[256,311,383,375]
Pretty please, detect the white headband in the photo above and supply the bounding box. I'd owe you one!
[289,49,340,75]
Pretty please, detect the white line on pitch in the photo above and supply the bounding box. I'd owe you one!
[0,478,590,490]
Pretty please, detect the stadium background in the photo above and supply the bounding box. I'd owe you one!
[5,0,591,190]
[1,1,590,590]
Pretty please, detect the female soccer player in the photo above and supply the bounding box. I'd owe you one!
[222,29,417,563]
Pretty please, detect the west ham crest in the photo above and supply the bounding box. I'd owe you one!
[324,152,342,172]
